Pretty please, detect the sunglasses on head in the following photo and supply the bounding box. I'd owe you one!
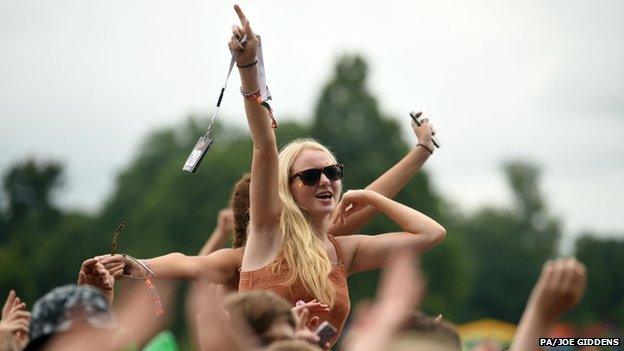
[289,164,344,186]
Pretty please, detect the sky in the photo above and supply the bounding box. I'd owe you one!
[1,0,623,252]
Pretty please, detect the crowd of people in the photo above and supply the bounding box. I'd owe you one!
[0,5,590,351]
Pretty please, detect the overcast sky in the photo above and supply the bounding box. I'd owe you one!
[1,0,622,251]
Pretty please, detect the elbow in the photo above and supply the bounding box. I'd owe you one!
[423,224,446,247]
[433,225,447,244]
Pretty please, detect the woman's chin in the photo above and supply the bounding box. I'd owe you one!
[307,203,336,217]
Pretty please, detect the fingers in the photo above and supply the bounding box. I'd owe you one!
[9,302,26,315]
[77,270,86,285]
[234,5,255,37]
[98,255,124,266]
[308,316,320,331]
[229,36,244,53]
[331,201,345,224]
[297,308,309,331]
[231,25,243,40]
[109,263,125,278]
[233,4,246,26]
[2,289,15,318]
[5,318,30,334]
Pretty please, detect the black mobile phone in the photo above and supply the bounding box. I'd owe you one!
[315,321,337,348]
[409,111,441,148]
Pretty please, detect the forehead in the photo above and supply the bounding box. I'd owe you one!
[291,148,335,173]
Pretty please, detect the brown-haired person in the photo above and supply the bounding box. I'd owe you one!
[224,291,326,348]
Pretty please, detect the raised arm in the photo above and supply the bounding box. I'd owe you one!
[333,190,445,275]
[198,209,234,255]
[328,116,437,236]
[230,5,282,267]
[510,258,587,351]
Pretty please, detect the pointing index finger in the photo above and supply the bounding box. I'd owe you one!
[234,4,255,38]
[234,4,246,25]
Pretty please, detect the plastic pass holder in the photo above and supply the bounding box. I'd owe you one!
[182,136,214,173]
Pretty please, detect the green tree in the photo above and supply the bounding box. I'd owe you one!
[310,54,471,317]
[2,159,63,226]
[460,161,560,322]
[572,234,624,325]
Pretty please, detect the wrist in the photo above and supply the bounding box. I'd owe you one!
[364,190,384,205]
[416,143,434,155]
[239,66,260,92]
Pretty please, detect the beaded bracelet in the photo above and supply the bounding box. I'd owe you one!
[240,87,278,129]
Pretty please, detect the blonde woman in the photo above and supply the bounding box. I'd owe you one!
[230,5,446,347]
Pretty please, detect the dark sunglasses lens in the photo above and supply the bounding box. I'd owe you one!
[299,169,322,185]
[324,165,343,180]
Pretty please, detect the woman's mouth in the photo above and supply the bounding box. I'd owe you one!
[315,191,333,201]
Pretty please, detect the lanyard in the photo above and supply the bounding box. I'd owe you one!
[182,35,274,173]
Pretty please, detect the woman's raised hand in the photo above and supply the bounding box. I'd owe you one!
[332,190,377,226]
[229,5,259,66]
[411,112,436,152]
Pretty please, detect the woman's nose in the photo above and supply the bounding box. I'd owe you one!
[318,172,331,186]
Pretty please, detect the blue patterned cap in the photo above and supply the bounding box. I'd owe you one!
[28,284,115,343]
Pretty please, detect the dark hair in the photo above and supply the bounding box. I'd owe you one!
[229,173,251,248]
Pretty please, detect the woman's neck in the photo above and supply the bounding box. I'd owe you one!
[309,213,331,241]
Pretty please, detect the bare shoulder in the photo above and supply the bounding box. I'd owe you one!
[334,235,369,271]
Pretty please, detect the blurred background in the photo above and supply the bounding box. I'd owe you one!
[1,0,622,349]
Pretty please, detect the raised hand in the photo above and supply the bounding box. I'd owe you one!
[216,208,234,237]
[510,258,587,351]
[77,258,119,304]
[528,258,587,323]
[96,254,152,279]
[291,308,322,346]
[331,190,376,226]
[0,290,30,350]
[410,111,436,152]
[229,4,259,66]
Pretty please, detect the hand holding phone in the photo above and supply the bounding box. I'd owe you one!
[315,321,337,348]
[410,111,441,148]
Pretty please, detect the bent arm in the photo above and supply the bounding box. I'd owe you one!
[198,227,230,256]
[345,191,445,275]
[328,147,431,236]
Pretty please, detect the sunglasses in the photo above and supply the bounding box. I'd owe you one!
[289,164,344,186]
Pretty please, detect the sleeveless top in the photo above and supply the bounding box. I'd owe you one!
[239,235,350,347]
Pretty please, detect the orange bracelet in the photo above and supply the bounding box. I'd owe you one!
[240,87,277,129]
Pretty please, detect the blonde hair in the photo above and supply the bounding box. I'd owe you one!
[272,138,338,307]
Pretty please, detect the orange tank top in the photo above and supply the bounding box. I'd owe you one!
[239,235,350,347]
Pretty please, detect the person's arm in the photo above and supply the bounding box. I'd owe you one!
[198,209,234,255]
[510,258,587,351]
[343,249,424,351]
[333,190,445,275]
[98,249,239,285]
[230,5,282,267]
[328,116,437,236]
